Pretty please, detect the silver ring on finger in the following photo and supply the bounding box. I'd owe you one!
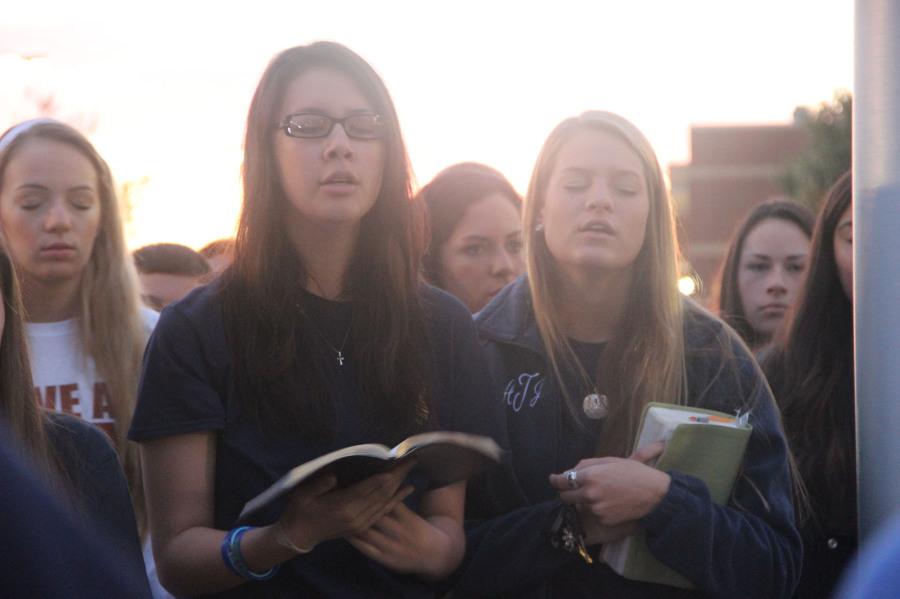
[565,469,579,489]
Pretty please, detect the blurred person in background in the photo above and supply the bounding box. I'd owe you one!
[763,171,855,599]
[836,511,900,599]
[419,162,524,313]
[199,237,235,279]
[133,242,211,310]
[1,239,150,597]
[713,200,814,351]
[0,119,167,598]
[0,420,152,599]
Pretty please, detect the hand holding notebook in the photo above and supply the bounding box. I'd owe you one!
[550,441,671,531]
[599,403,752,589]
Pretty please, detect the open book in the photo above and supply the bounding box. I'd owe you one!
[600,403,752,589]
[239,431,503,521]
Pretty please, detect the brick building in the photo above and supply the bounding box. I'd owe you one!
[670,124,809,300]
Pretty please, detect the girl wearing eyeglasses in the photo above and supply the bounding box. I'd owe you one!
[454,112,801,597]
[129,42,494,597]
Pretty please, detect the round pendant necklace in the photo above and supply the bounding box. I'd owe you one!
[582,391,609,420]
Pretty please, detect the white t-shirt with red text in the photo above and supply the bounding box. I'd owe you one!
[27,306,172,599]
[27,306,159,438]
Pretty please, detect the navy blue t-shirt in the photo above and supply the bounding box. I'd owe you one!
[129,283,496,598]
[47,412,149,595]
[0,421,152,599]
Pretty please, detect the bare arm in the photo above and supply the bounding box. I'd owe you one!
[142,433,415,596]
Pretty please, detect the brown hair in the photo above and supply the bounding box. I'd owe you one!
[219,42,431,443]
[0,120,149,534]
[198,238,234,260]
[522,111,685,457]
[133,243,211,277]
[763,170,853,523]
[419,162,521,287]
[0,243,54,474]
[713,200,814,348]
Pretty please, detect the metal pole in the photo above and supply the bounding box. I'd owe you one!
[854,0,900,540]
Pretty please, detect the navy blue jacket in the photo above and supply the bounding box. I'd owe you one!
[454,277,801,598]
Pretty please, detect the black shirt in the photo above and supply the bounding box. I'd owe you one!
[129,283,496,598]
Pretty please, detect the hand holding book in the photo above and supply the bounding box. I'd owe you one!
[276,459,417,552]
[588,403,752,589]
[239,431,503,522]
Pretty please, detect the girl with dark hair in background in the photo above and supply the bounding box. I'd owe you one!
[457,111,800,598]
[420,162,524,313]
[0,241,150,597]
[129,42,493,597]
[713,200,814,351]
[763,171,855,598]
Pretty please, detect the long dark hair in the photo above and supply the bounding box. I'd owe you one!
[763,171,853,524]
[714,200,814,348]
[0,245,47,458]
[419,162,521,286]
[220,42,430,443]
[0,244,60,484]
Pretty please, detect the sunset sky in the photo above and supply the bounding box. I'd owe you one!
[1,0,853,250]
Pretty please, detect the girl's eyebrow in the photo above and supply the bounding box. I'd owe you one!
[16,183,95,192]
[286,107,374,117]
[559,167,591,175]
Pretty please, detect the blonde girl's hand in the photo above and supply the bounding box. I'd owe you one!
[575,505,638,546]
[277,459,417,551]
[548,441,669,527]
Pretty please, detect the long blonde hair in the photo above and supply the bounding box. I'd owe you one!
[523,111,686,457]
[0,120,148,534]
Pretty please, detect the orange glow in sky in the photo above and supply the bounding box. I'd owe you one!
[1,0,853,250]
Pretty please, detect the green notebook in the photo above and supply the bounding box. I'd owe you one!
[599,402,752,589]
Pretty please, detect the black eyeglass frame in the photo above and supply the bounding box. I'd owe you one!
[275,112,386,140]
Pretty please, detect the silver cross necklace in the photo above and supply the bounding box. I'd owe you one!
[297,304,353,367]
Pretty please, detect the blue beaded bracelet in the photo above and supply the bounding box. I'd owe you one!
[221,526,280,581]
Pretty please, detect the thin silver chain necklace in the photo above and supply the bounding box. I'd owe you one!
[297,304,353,367]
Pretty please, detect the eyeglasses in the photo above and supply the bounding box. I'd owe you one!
[276,112,385,140]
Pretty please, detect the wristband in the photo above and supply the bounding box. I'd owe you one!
[221,526,280,581]
[273,520,315,554]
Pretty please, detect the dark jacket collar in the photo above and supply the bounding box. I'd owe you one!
[475,275,547,357]
[477,276,727,359]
